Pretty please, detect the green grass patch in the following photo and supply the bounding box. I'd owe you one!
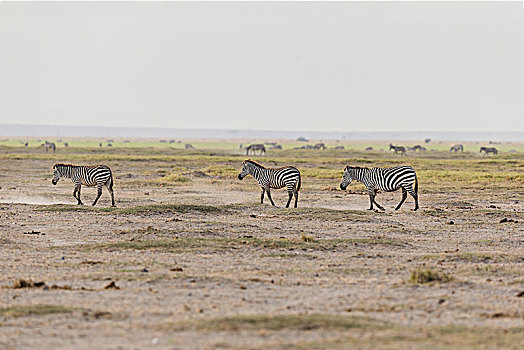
[409,268,452,285]
[82,236,408,253]
[170,313,386,332]
[38,203,228,215]
[0,305,75,318]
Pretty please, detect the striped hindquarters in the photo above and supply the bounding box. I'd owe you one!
[263,166,301,190]
[374,166,416,191]
[79,165,112,186]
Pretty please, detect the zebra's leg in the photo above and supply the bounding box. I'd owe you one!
[106,181,116,207]
[371,189,385,211]
[266,189,276,206]
[406,186,419,211]
[367,190,374,210]
[92,184,103,206]
[285,190,293,208]
[395,188,408,210]
[294,189,299,208]
[75,184,83,205]
[260,188,265,204]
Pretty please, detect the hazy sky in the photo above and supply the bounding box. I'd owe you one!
[1,1,523,132]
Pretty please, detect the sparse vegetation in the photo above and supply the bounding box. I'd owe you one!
[409,268,452,285]
[2,139,524,349]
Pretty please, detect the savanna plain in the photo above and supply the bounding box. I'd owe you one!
[0,138,523,349]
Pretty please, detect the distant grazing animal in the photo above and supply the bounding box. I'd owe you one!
[185,143,195,149]
[340,165,419,211]
[107,143,112,147]
[24,142,28,147]
[334,146,345,150]
[238,160,301,208]
[64,143,69,147]
[424,138,431,144]
[365,147,373,151]
[450,144,464,152]
[246,144,266,156]
[314,143,327,150]
[480,147,497,155]
[52,163,115,207]
[99,143,103,147]
[389,144,406,155]
[296,137,309,142]
[44,141,56,153]
[413,145,426,152]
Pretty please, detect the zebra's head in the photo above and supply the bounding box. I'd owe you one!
[52,164,61,185]
[340,166,354,190]
[238,160,254,180]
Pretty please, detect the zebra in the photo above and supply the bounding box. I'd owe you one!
[389,144,406,155]
[44,141,56,153]
[450,144,464,152]
[246,144,266,156]
[480,147,497,155]
[340,165,419,211]
[238,160,301,208]
[52,163,115,207]
[413,145,426,152]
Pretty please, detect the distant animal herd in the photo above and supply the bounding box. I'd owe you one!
[12,139,507,156]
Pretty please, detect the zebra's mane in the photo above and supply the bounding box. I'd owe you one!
[244,159,266,168]
[53,163,76,168]
[346,165,369,171]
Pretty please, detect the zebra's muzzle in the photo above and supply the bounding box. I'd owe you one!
[340,184,347,190]
[238,174,243,180]
[52,179,58,185]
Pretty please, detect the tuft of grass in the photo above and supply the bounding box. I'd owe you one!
[0,305,75,318]
[300,233,316,243]
[159,174,191,183]
[409,268,452,285]
[170,313,386,332]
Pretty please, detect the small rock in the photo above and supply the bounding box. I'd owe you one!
[516,291,524,298]
[104,281,119,290]
[447,221,454,225]
[250,214,256,218]
[142,268,149,273]
[438,298,446,304]
[500,218,508,223]
[170,267,183,272]
[152,338,159,346]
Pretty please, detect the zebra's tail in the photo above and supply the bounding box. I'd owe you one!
[108,172,114,190]
[296,172,301,192]
[414,174,418,194]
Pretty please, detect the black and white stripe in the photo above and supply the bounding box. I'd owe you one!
[340,165,419,211]
[52,163,115,207]
[238,160,301,208]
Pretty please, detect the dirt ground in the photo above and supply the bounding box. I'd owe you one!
[0,143,523,349]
